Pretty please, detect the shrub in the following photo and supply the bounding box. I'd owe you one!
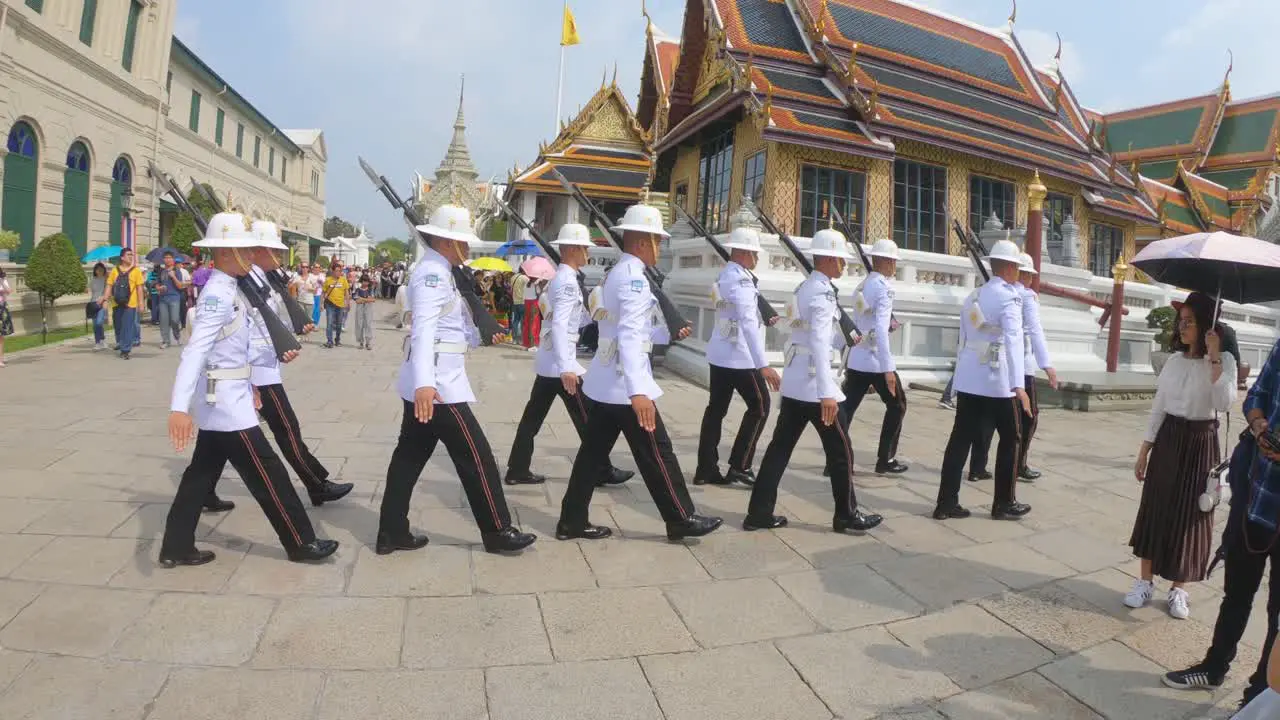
[1147,306,1176,352]
[0,229,19,252]
[24,233,87,343]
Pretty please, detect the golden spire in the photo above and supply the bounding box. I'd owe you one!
[1006,0,1017,32]
[612,62,618,87]
[845,43,859,86]
[1223,49,1234,96]
[642,0,652,35]
[743,51,755,89]
[815,0,828,36]
[868,79,881,117]
[763,77,774,118]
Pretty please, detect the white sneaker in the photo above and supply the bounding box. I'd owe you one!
[1168,588,1190,619]
[1124,578,1154,608]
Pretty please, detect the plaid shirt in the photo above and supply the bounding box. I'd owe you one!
[1246,338,1280,529]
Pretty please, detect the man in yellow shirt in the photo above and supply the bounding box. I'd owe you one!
[321,261,350,348]
[99,247,146,359]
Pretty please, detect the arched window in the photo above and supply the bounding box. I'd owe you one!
[62,141,91,255]
[109,156,133,247]
[2,121,39,261]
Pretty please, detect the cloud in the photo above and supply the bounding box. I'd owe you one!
[1138,0,1280,101]
[1016,28,1084,86]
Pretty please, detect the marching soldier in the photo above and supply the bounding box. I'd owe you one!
[161,212,339,567]
[378,204,536,555]
[203,221,354,512]
[694,226,780,487]
[744,228,883,534]
[934,239,1034,521]
[841,239,909,476]
[504,223,634,487]
[556,202,723,542]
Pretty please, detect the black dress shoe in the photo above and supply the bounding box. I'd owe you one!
[504,471,547,486]
[875,459,910,475]
[692,467,728,486]
[833,509,883,533]
[375,532,429,555]
[666,514,724,541]
[307,480,355,507]
[967,470,993,482]
[1017,467,1042,482]
[725,468,756,486]
[286,539,340,562]
[597,467,635,486]
[202,496,235,513]
[158,548,216,568]
[555,523,613,541]
[742,515,788,531]
[991,502,1032,520]
[932,505,972,520]
[482,527,537,553]
[822,465,832,477]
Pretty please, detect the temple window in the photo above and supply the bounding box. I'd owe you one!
[674,182,689,213]
[742,151,766,205]
[893,159,947,253]
[1045,192,1073,253]
[697,128,734,233]
[1089,222,1123,276]
[799,165,866,241]
[968,175,1014,233]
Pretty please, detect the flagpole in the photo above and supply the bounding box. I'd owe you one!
[555,43,565,135]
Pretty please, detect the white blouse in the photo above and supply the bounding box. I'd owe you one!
[1145,352,1238,442]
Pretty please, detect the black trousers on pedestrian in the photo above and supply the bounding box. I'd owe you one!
[506,375,613,478]
[208,383,330,498]
[162,427,316,556]
[748,397,859,521]
[696,365,771,474]
[937,392,1020,510]
[970,376,1038,474]
[560,401,694,527]
[839,369,906,465]
[380,400,513,536]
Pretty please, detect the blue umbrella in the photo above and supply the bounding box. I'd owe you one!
[82,245,123,263]
[495,240,541,258]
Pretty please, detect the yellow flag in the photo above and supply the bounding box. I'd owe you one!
[561,3,580,46]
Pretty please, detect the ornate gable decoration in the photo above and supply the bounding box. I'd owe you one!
[548,81,651,156]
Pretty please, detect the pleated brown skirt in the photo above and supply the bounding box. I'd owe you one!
[1129,415,1218,583]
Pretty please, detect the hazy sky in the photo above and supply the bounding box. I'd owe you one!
[174,0,1279,240]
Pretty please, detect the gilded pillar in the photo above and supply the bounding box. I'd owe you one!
[1025,170,1047,292]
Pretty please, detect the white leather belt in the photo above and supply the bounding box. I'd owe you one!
[597,338,653,365]
[403,339,470,361]
[204,366,251,405]
[716,319,739,339]
[784,344,836,377]
[963,339,1004,373]
[540,333,579,350]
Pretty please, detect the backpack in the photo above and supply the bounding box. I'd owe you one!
[112,268,133,305]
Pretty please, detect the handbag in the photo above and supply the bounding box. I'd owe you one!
[1200,412,1231,513]
[84,300,100,319]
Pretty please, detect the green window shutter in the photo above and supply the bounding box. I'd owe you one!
[62,169,90,257]
[281,157,287,183]
[24,0,42,12]
[188,90,201,133]
[121,0,142,72]
[254,136,261,168]
[108,183,123,247]
[166,71,172,103]
[2,154,38,263]
[236,124,244,158]
[79,0,98,45]
[215,109,225,147]
[269,147,275,175]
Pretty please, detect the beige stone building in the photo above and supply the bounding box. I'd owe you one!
[0,0,326,268]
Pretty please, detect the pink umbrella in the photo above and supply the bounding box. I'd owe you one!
[520,256,556,281]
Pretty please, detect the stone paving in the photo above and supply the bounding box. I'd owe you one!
[0,308,1263,719]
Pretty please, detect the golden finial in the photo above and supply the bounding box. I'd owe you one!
[1224,49,1234,93]
[763,77,774,117]
[1130,157,1140,180]
[744,51,755,86]
[869,79,881,117]
[845,45,858,86]
[612,62,618,87]
[1006,0,1017,32]
[815,0,827,36]
[1108,154,1118,183]
[849,42,859,67]
[642,0,651,30]
[1099,117,1109,151]
[1054,32,1062,65]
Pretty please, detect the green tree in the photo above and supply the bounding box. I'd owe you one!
[170,184,219,255]
[323,216,358,240]
[372,238,409,265]
[314,255,331,270]
[25,233,87,344]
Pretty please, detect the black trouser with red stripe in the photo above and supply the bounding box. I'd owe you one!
[840,369,906,465]
[162,427,316,556]
[748,397,859,522]
[696,365,771,474]
[937,392,1021,510]
[506,375,614,479]
[560,401,695,527]
[970,376,1037,474]
[380,400,513,536]
[207,383,329,499]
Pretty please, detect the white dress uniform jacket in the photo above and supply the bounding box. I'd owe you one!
[248,265,284,387]
[396,247,480,405]
[706,261,767,370]
[953,277,1025,399]
[1017,283,1052,375]
[534,263,588,378]
[170,269,279,431]
[582,253,665,405]
[780,271,846,403]
[846,271,896,374]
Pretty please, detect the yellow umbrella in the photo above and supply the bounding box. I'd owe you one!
[470,256,513,272]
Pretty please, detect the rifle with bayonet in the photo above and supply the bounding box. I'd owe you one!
[547,167,690,342]
[190,179,313,335]
[672,203,779,326]
[357,156,504,345]
[147,162,302,359]
[747,201,862,346]
[952,219,991,283]
[830,205,901,332]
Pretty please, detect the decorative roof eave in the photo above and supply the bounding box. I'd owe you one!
[1195,80,1235,168]
[1177,164,1235,230]
[654,87,749,153]
[546,82,651,156]
[1106,91,1223,161]
[711,0,813,65]
[764,126,896,160]
[511,161,649,200]
[1035,67,1094,148]
[1082,189,1160,226]
[767,104,895,157]
[743,64,846,110]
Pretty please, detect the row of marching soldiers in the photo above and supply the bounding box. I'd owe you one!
[159,197,1055,568]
